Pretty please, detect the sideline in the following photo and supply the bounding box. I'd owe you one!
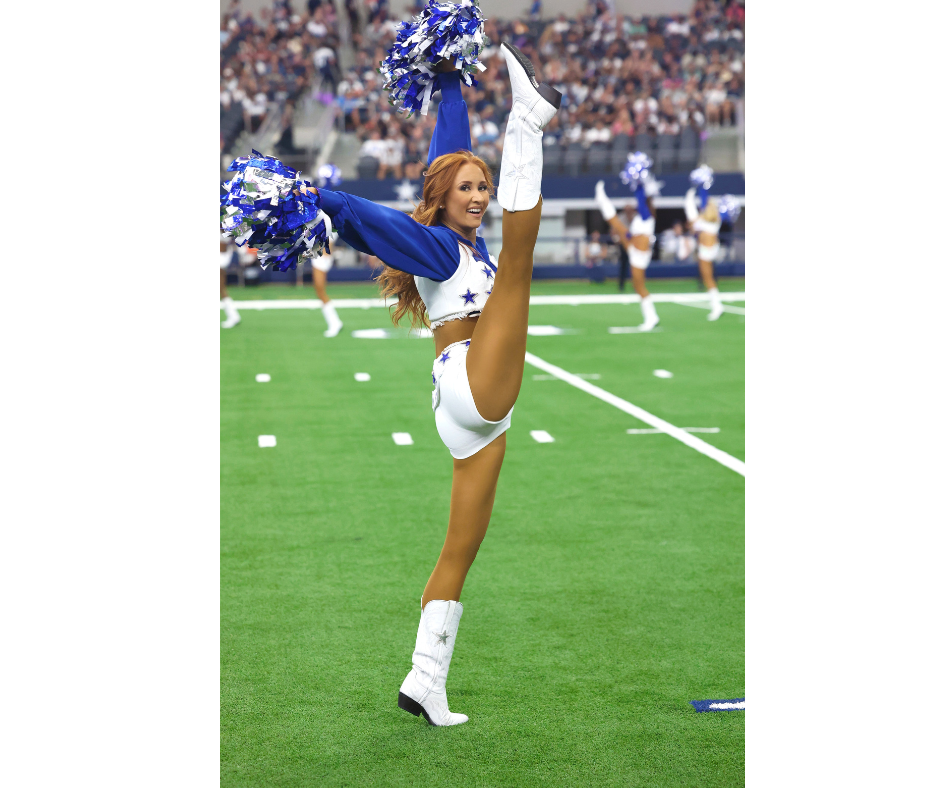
[228,292,746,311]
[523,352,745,477]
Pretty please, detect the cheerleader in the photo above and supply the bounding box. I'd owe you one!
[310,164,344,338]
[594,155,661,331]
[685,165,725,321]
[220,234,240,329]
[301,44,560,726]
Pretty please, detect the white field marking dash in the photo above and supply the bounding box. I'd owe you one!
[608,326,662,334]
[354,372,371,382]
[352,328,393,339]
[392,432,414,446]
[258,435,277,448]
[710,701,745,710]
[532,373,601,381]
[628,427,721,434]
[529,430,555,443]
[653,369,673,378]
[255,373,271,383]
[527,325,570,336]
[675,301,746,316]
[525,351,744,477]
[231,292,745,311]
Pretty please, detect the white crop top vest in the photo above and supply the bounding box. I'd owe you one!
[415,242,497,329]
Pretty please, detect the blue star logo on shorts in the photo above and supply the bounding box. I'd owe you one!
[485,288,492,295]
[432,372,436,384]
[440,351,450,364]
[460,289,478,305]
[464,340,471,347]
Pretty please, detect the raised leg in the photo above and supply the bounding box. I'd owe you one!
[465,199,542,422]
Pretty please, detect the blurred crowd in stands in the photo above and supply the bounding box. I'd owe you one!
[221,0,744,179]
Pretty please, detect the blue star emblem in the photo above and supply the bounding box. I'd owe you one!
[485,288,492,295]
[460,289,478,305]
[440,351,450,364]
[464,340,471,347]
[483,266,494,280]
[432,372,436,384]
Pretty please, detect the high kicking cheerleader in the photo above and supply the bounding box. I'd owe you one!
[594,152,661,331]
[220,234,241,329]
[298,43,560,726]
[685,165,726,321]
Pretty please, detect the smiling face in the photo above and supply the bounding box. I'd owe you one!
[439,162,490,239]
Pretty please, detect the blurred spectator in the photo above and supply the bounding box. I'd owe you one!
[585,231,607,283]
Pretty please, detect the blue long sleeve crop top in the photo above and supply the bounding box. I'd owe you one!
[635,182,652,221]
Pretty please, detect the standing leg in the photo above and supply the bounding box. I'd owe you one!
[698,251,724,321]
[314,266,343,337]
[221,269,241,329]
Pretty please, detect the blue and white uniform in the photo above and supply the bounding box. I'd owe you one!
[627,182,656,270]
[685,184,721,262]
[316,71,508,459]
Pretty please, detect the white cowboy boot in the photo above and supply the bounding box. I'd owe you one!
[595,180,617,221]
[398,599,468,726]
[707,287,724,321]
[497,43,561,213]
[639,296,660,331]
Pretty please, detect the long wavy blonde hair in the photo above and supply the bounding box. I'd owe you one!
[376,150,495,327]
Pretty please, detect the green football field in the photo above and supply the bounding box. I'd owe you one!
[221,278,744,787]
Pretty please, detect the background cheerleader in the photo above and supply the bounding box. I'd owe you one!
[311,164,344,338]
[220,234,240,329]
[685,165,728,322]
[595,152,661,331]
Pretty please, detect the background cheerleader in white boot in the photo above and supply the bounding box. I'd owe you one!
[595,152,661,332]
[221,0,561,727]
[685,164,740,322]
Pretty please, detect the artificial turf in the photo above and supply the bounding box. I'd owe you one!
[221,278,744,787]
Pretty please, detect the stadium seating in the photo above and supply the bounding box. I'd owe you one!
[356,156,380,179]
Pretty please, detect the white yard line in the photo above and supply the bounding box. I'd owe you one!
[392,433,414,445]
[524,352,745,477]
[529,430,555,443]
[628,427,720,434]
[231,292,746,310]
[674,301,746,316]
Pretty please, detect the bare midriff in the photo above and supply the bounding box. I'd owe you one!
[699,232,718,247]
[433,315,479,356]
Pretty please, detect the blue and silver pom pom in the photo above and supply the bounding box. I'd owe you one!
[690,164,714,190]
[620,151,653,191]
[379,0,488,117]
[718,194,741,224]
[221,150,331,272]
[317,163,342,190]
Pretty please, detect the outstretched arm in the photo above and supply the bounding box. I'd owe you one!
[697,184,709,211]
[427,69,472,164]
[315,188,461,281]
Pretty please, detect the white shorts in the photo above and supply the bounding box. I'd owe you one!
[698,242,719,262]
[431,339,512,460]
[311,253,334,273]
[628,245,652,270]
[220,252,233,270]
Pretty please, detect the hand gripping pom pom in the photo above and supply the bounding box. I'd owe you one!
[220,150,332,272]
[317,163,342,190]
[718,194,740,224]
[690,164,715,190]
[379,0,489,116]
[620,151,653,191]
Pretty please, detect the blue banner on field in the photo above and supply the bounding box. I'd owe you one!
[335,172,745,203]
[690,698,745,713]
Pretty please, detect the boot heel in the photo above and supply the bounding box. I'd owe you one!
[398,691,423,717]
